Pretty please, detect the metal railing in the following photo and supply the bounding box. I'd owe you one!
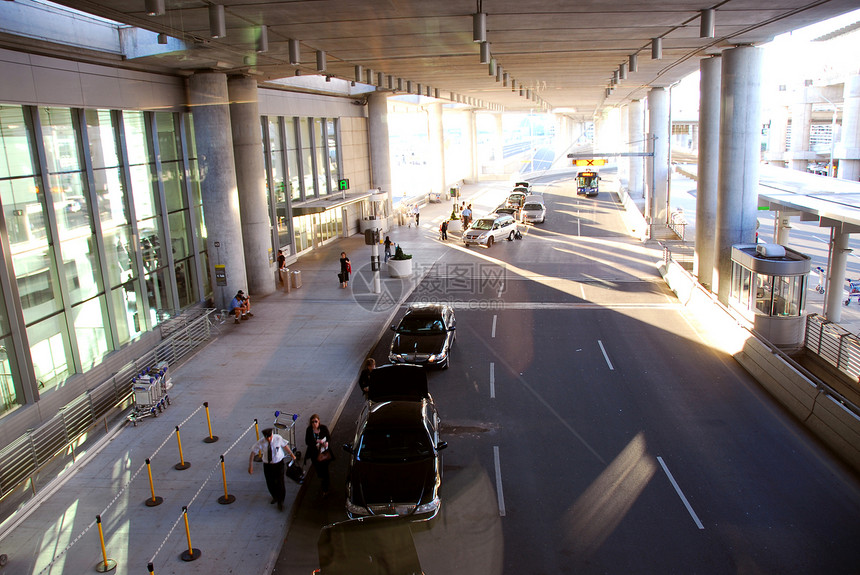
[0,309,217,503]
[804,313,860,381]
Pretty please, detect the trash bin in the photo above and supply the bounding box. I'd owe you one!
[290,270,302,289]
[280,268,291,292]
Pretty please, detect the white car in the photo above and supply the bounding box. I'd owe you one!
[521,199,546,224]
[463,214,517,247]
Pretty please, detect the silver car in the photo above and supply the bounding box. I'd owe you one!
[521,200,546,224]
[463,214,517,247]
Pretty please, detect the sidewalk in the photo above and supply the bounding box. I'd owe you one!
[0,182,507,575]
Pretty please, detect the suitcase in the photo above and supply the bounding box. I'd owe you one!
[285,459,304,484]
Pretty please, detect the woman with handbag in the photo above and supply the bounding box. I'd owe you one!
[339,252,351,289]
[305,413,333,495]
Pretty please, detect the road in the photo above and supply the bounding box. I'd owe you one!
[275,174,860,574]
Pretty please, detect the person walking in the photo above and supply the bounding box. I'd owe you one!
[339,252,351,288]
[413,204,420,226]
[248,427,296,511]
[440,220,448,240]
[462,204,472,229]
[305,414,333,496]
[384,236,392,263]
[359,358,376,396]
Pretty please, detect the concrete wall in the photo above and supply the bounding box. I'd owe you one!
[339,116,371,197]
[659,256,860,475]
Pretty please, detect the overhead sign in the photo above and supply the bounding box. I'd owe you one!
[338,178,349,191]
[573,159,607,167]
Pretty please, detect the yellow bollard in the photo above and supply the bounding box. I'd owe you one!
[253,419,262,462]
[179,506,202,561]
[144,459,163,506]
[174,426,190,470]
[203,402,219,443]
[147,563,155,574]
[217,455,236,504]
[94,515,117,572]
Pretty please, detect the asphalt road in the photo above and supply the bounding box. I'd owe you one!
[275,174,860,574]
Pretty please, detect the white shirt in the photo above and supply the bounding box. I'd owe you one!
[251,434,291,464]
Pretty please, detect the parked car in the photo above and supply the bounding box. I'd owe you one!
[343,398,447,521]
[463,214,517,247]
[365,364,430,403]
[513,181,532,194]
[491,206,520,220]
[389,303,456,368]
[521,198,546,224]
[505,191,527,209]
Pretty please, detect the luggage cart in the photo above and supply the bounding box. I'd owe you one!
[812,266,826,294]
[127,362,171,426]
[273,410,304,483]
[844,278,860,306]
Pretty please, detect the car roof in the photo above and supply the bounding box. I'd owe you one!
[404,303,447,317]
[524,195,544,203]
[366,400,428,426]
[367,364,430,403]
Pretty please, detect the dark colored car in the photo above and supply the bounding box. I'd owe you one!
[343,399,447,521]
[366,364,430,403]
[389,304,456,368]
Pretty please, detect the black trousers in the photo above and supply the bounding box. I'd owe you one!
[263,460,286,503]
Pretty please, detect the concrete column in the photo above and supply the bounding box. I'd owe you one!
[188,72,247,310]
[427,102,446,194]
[465,110,478,183]
[228,75,274,297]
[836,74,860,181]
[628,100,645,202]
[825,227,851,322]
[647,87,670,225]
[494,114,504,174]
[789,89,813,172]
[690,124,699,152]
[619,105,629,190]
[368,91,392,204]
[695,56,721,290]
[766,104,788,166]
[714,45,763,303]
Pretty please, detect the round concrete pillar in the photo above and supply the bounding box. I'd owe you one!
[647,87,670,224]
[368,91,392,203]
[628,100,645,201]
[824,228,851,322]
[188,72,247,309]
[789,90,813,172]
[695,55,721,290]
[427,102,446,194]
[836,74,860,181]
[228,75,275,297]
[714,45,763,303]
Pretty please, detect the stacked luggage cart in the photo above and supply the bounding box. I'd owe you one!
[127,361,172,426]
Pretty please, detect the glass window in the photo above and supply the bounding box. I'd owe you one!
[138,216,165,274]
[93,167,128,225]
[755,274,773,315]
[315,118,328,196]
[327,118,339,191]
[773,275,804,317]
[123,111,152,166]
[174,258,196,308]
[145,267,171,318]
[300,119,315,196]
[129,164,158,221]
[40,108,81,174]
[161,161,187,213]
[168,211,191,260]
[102,224,135,288]
[0,105,39,179]
[72,296,110,369]
[28,313,73,392]
[110,282,144,346]
[285,118,300,201]
[155,112,181,162]
[0,335,21,417]
[85,109,120,170]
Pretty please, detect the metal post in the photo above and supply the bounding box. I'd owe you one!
[371,236,381,294]
[217,455,236,504]
[144,459,163,506]
[179,506,202,561]
[174,426,190,470]
[95,515,117,572]
[203,402,218,443]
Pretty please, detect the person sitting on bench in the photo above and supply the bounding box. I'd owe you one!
[229,290,253,323]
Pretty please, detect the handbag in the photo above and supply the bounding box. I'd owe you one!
[337,272,343,283]
[317,449,332,462]
[346,261,352,274]
[285,459,304,484]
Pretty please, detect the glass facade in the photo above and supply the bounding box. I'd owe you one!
[0,103,206,417]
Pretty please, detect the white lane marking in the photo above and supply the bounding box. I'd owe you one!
[598,340,614,370]
[491,314,497,338]
[580,283,586,300]
[493,446,506,517]
[657,456,704,530]
[497,283,504,298]
[577,218,581,237]
[489,362,495,398]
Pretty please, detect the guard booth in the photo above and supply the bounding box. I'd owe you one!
[729,243,812,347]
[359,190,391,234]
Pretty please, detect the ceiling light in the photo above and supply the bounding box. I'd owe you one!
[157,33,168,45]
[496,65,503,82]
[397,78,403,91]
[503,72,509,87]
[407,80,413,93]
[316,50,326,72]
[480,41,490,65]
[209,4,226,39]
[365,69,374,84]
[377,72,384,86]
[145,0,165,17]
[387,75,394,90]
[256,25,268,53]
[489,58,496,76]
[700,9,715,39]
[289,39,300,65]
[629,53,638,72]
[473,12,486,43]
[651,37,662,60]
[619,62,627,80]
[354,65,362,82]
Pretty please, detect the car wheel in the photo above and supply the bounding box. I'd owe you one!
[508,231,515,241]
[487,236,494,247]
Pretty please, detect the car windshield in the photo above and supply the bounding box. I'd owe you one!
[397,316,445,334]
[471,219,495,231]
[356,428,433,462]
[523,203,543,210]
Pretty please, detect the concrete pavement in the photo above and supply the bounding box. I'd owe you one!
[0,181,517,575]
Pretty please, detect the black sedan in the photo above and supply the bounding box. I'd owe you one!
[343,398,447,521]
[388,303,456,369]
